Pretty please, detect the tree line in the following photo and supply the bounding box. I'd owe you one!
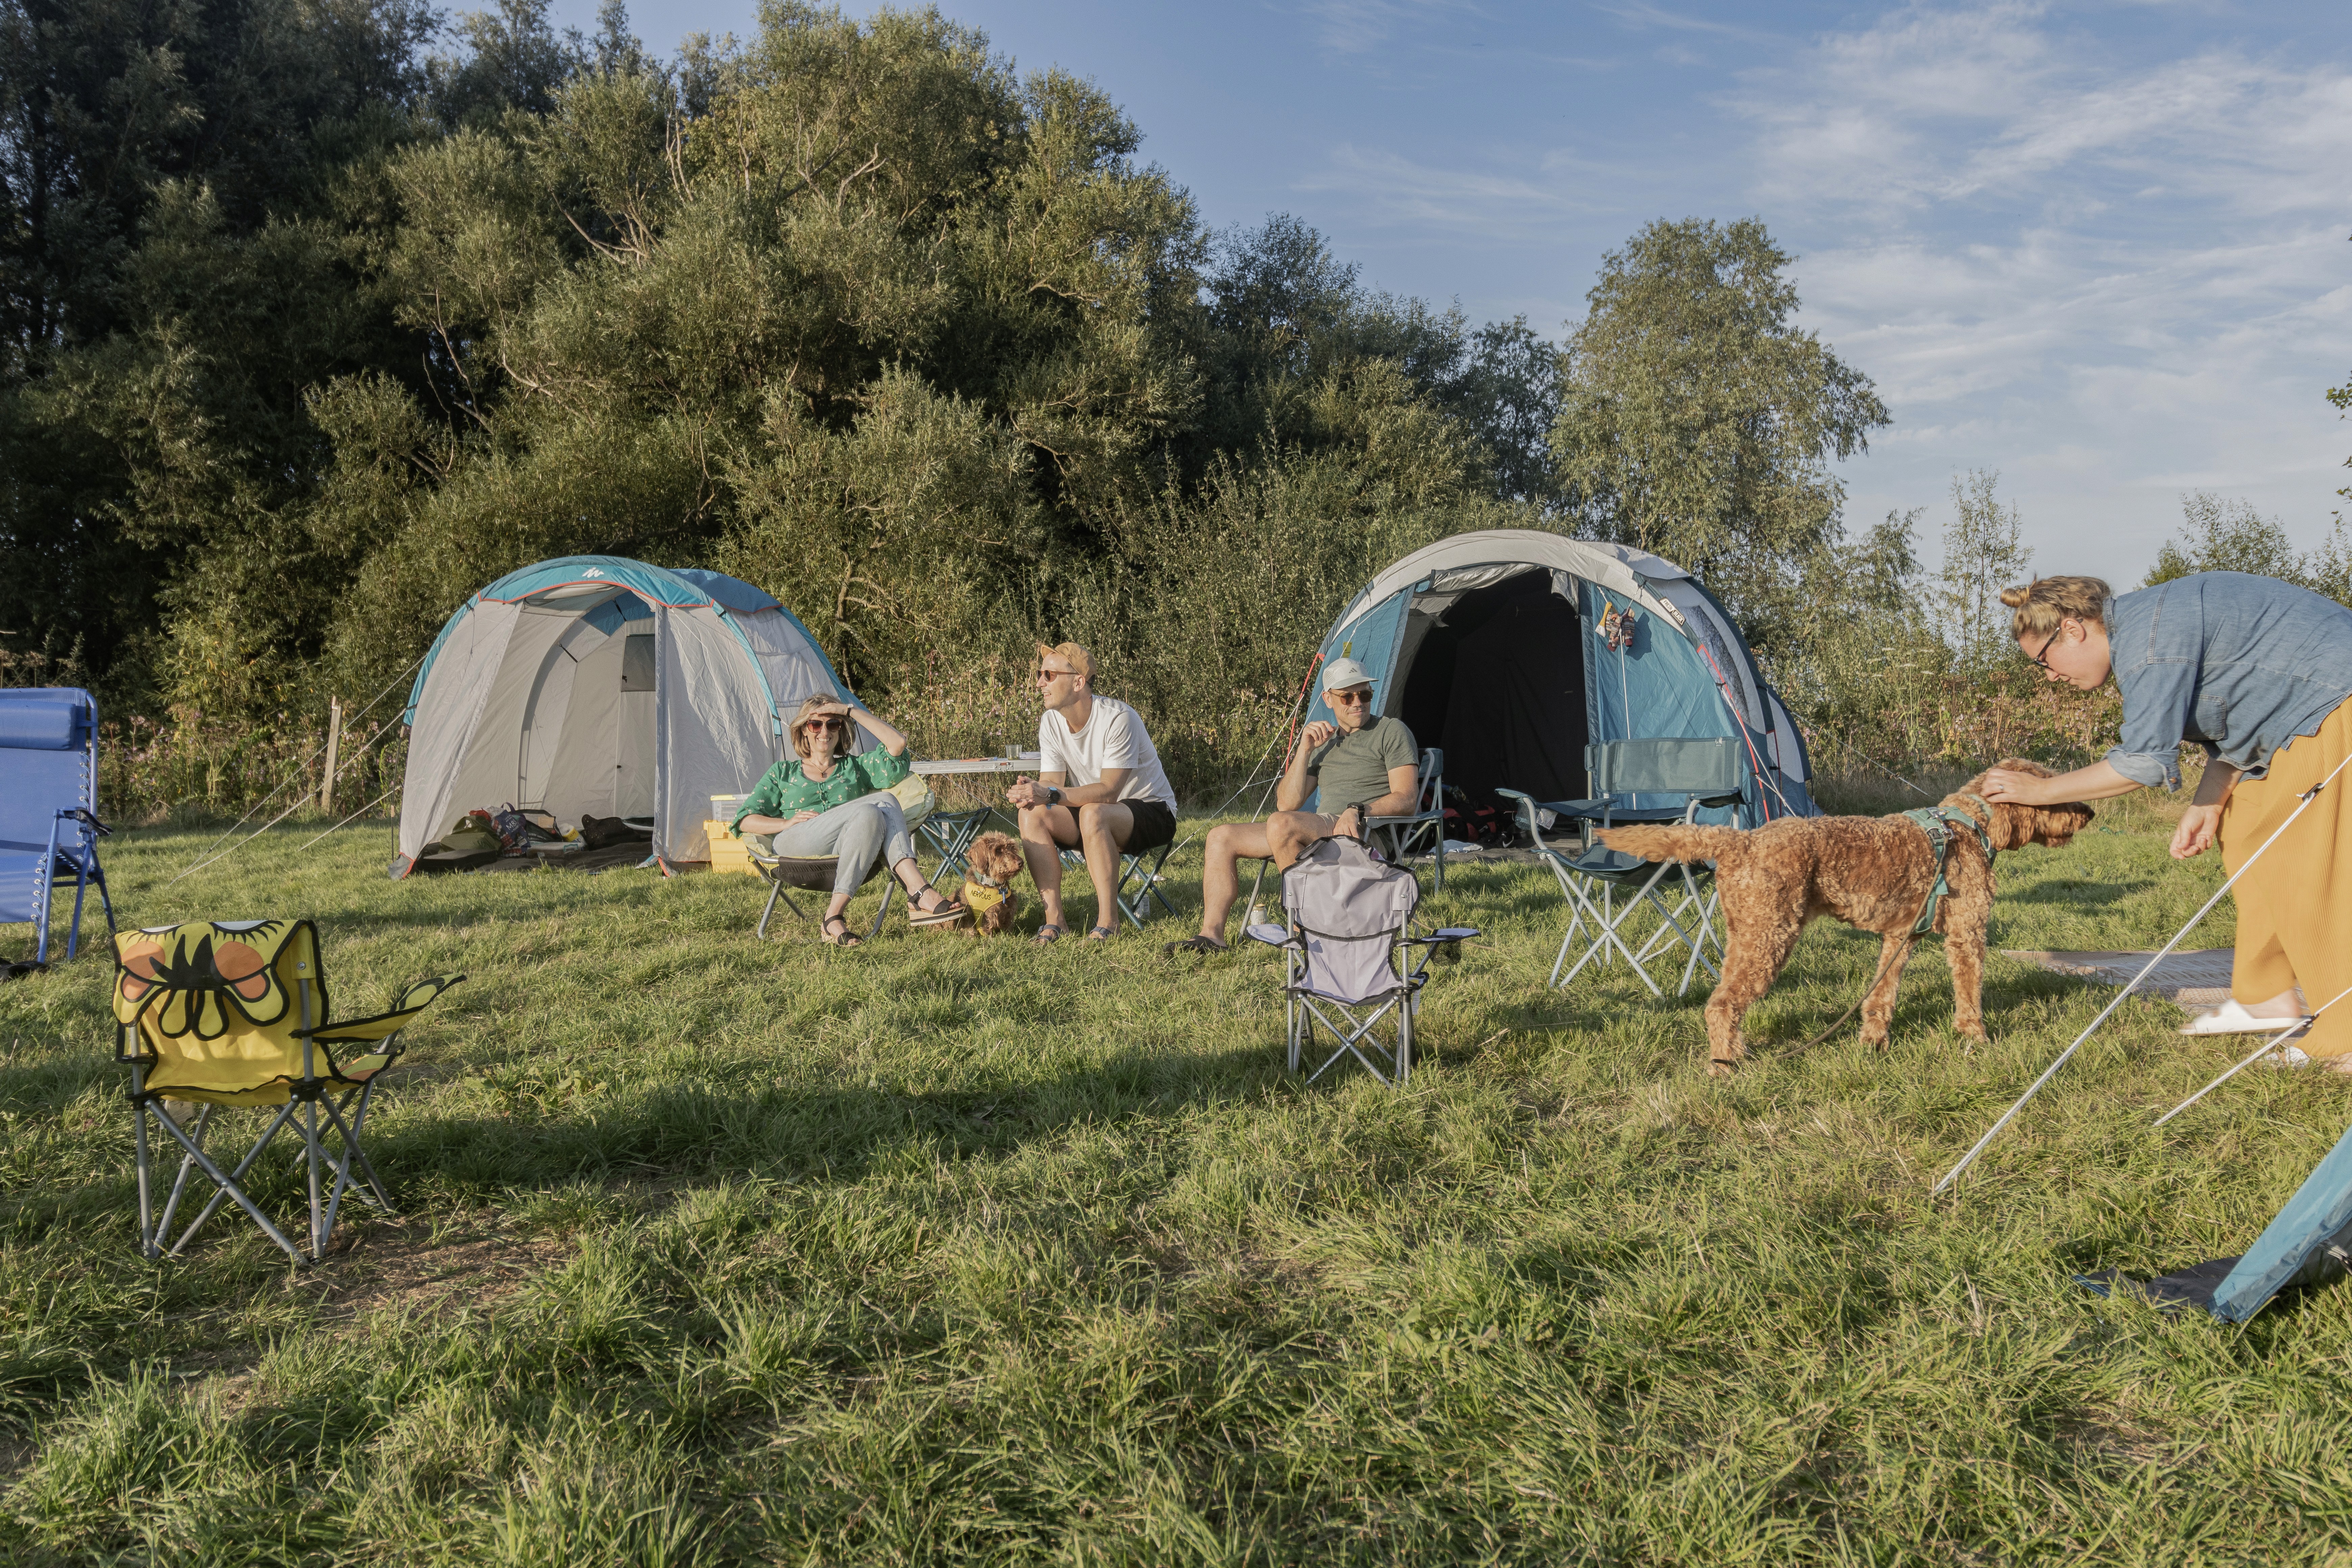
[4,0,2336,801]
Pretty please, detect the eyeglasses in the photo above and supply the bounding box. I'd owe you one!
[1329,689,1373,707]
[2028,629,2062,670]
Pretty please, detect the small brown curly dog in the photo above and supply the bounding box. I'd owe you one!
[960,831,1026,935]
[1600,760,2093,1075]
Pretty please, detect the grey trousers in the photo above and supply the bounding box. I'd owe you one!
[758,793,916,896]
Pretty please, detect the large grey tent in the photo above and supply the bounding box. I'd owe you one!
[394,557,851,875]
[1306,531,1819,825]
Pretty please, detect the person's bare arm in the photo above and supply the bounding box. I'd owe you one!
[1049,767,1131,807]
[1362,763,1421,819]
[2171,760,2240,859]
[1275,722,1334,813]
[738,810,816,834]
[1981,760,2142,806]
[849,706,910,757]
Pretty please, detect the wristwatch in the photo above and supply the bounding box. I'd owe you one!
[1046,785,1061,806]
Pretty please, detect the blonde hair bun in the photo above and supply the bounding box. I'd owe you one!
[2002,575,2111,639]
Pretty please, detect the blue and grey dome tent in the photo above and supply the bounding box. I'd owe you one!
[395,557,851,875]
[1308,531,1818,826]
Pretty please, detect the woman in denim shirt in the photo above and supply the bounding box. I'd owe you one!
[1983,572,2352,1065]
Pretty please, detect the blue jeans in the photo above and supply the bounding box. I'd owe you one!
[759,794,916,897]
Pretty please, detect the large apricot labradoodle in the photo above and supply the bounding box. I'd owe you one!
[1600,760,2093,1075]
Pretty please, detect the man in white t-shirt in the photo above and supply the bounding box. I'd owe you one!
[1004,641,1179,942]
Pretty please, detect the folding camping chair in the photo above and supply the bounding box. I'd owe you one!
[113,919,461,1264]
[1245,834,1478,1087]
[1059,825,1185,929]
[0,688,115,972]
[1498,736,1746,998]
[746,774,937,941]
[1363,746,1447,890]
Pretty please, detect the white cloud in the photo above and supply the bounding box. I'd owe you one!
[1734,5,2352,573]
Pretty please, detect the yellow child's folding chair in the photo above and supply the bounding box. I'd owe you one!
[113,920,462,1264]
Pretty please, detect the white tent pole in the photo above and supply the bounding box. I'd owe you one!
[1933,748,2352,1197]
[2154,980,2352,1127]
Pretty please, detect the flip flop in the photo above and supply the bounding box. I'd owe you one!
[1032,923,1065,945]
[1162,935,1228,957]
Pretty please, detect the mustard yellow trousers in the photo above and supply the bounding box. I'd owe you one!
[2222,695,2352,1059]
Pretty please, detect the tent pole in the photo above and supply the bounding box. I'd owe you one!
[1934,749,2352,1197]
[2154,980,2352,1127]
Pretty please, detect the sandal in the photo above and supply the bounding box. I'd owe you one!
[820,915,862,948]
[1086,925,1119,941]
[1162,934,1228,957]
[1032,923,1065,945]
[907,883,967,927]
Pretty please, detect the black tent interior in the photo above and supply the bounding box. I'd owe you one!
[1390,569,1589,813]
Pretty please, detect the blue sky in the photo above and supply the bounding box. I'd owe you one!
[546,0,2352,584]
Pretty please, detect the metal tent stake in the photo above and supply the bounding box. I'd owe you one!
[1933,752,2352,1198]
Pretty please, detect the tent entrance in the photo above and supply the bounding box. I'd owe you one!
[514,615,658,822]
[1390,567,1588,812]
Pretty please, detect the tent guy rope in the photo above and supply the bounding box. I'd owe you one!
[1933,747,2352,1197]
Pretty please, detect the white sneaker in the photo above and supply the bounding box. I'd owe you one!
[2180,998,2309,1036]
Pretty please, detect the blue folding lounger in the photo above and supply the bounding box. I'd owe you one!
[0,688,114,970]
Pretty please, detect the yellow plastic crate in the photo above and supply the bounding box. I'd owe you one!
[704,819,757,876]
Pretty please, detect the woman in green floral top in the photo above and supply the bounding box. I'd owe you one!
[731,694,963,945]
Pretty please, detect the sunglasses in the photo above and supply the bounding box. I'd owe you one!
[1037,665,1074,681]
[1329,689,1373,707]
[803,716,842,731]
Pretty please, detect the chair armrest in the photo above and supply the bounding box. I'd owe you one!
[1244,923,1296,948]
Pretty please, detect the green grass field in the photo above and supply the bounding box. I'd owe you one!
[8,786,2352,1565]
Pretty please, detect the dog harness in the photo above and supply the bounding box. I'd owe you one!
[1901,798,1997,937]
[959,874,1010,920]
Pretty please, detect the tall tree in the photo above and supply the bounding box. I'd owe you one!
[1548,217,1888,632]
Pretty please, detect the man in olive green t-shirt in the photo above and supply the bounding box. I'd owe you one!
[1167,657,1423,955]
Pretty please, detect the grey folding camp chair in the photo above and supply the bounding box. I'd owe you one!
[1060,831,1185,929]
[1498,736,1746,998]
[1246,835,1478,1088]
[1365,746,1447,891]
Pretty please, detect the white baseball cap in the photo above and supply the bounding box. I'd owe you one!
[1321,657,1374,694]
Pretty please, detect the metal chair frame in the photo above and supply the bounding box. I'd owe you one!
[1060,833,1184,929]
[749,852,900,942]
[1244,844,1477,1088]
[1499,737,1745,998]
[1364,747,1448,891]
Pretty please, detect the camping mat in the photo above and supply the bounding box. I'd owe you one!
[2003,948,2236,1009]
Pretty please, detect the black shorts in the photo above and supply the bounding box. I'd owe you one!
[1121,798,1177,853]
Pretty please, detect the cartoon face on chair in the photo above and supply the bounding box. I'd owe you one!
[962,832,1027,935]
